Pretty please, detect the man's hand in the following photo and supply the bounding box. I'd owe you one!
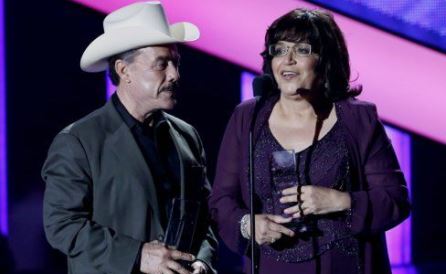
[140,240,195,274]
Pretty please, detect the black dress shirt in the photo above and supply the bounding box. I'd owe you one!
[112,93,180,229]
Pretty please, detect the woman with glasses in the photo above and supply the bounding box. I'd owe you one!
[209,8,410,274]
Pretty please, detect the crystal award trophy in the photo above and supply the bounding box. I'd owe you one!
[270,150,315,235]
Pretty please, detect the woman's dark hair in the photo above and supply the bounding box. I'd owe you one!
[107,49,141,86]
[261,8,361,101]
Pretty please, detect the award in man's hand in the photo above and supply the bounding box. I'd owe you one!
[163,198,201,269]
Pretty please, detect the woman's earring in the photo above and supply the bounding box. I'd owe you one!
[126,79,131,84]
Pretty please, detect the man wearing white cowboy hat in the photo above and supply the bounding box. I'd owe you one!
[42,2,217,274]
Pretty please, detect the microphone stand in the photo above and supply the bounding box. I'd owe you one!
[248,74,273,274]
[248,126,258,274]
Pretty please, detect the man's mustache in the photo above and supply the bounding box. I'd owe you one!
[160,81,179,93]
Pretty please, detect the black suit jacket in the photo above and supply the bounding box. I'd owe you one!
[42,100,217,274]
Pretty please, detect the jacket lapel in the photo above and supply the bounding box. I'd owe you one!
[103,101,163,234]
[163,113,203,201]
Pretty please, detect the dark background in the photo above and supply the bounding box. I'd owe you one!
[1,0,446,273]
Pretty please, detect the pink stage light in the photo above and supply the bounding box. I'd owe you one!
[71,0,446,144]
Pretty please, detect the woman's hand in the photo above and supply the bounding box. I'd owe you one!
[245,214,295,245]
[191,260,208,274]
[280,185,351,218]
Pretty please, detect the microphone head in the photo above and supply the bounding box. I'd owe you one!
[252,74,274,97]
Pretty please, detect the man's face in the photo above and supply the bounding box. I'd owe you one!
[126,45,180,113]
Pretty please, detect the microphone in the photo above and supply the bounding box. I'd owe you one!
[252,74,274,97]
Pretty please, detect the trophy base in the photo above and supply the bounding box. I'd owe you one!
[178,260,193,272]
[285,217,318,236]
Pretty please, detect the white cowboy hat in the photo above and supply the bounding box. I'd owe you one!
[80,1,200,72]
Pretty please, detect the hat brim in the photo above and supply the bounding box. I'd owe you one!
[80,22,199,72]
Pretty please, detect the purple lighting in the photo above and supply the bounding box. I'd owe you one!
[0,0,8,235]
[384,125,412,265]
[241,71,412,267]
[241,72,256,102]
[105,72,115,99]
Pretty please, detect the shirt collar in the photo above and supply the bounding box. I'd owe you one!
[112,92,168,131]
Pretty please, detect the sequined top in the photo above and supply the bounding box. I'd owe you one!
[253,101,358,263]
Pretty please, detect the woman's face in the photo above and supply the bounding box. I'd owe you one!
[271,40,319,98]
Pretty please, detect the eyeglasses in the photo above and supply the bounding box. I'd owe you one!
[268,43,312,57]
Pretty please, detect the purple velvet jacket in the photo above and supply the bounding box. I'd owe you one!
[209,97,411,274]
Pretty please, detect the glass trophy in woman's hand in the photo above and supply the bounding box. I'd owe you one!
[270,150,316,236]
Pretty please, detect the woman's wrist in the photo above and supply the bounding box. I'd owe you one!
[240,214,250,239]
[337,191,352,211]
